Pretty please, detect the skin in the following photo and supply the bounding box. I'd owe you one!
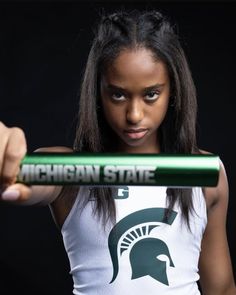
[0,48,235,294]
[199,155,236,294]
[100,48,170,154]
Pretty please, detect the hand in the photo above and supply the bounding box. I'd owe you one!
[0,121,31,202]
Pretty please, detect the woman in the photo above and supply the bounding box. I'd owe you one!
[0,10,235,294]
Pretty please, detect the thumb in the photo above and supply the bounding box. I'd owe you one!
[1,183,32,203]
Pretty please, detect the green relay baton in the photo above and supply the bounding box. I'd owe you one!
[17,153,220,187]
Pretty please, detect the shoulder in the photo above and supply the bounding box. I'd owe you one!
[34,146,73,153]
[198,149,228,212]
[198,150,236,293]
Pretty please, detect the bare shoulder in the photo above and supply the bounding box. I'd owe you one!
[34,146,73,153]
[198,150,236,293]
[199,149,228,211]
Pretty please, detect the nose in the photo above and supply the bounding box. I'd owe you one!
[126,98,144,125]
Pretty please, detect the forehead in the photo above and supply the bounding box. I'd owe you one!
[102,48,169,86]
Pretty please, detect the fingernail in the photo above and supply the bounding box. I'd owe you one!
[1,190,20,201]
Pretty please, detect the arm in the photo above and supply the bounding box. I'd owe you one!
[199,161,236,295]
[0,121,72,206]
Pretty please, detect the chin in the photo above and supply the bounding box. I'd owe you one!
[123,139,150,150]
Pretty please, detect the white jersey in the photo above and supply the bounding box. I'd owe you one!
[61,186,207,295]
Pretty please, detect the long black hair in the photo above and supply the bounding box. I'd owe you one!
[73,10,199,226]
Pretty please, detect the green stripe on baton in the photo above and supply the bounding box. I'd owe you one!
[17,153,220,187]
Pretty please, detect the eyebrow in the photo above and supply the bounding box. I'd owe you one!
[106,83,165,92]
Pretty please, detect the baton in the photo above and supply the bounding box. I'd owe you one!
[17,153,220,187]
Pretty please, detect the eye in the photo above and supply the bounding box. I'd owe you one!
[145,90,160,102]
[111,92,126,101]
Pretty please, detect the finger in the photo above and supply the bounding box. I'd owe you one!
[1,127,27,185]
[1,183,32,202]
[0,122,11,174]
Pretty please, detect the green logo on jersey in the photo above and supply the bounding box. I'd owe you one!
[108,208,177,285]
[113,186,129,199]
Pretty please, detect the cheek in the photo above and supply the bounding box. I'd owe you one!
[151,97,170,122]
[160,105,169,122]
[101,100,123,128]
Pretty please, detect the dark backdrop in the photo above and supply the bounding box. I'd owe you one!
[0,1,235,294]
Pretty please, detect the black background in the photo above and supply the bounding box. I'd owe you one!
[0,1,236,294]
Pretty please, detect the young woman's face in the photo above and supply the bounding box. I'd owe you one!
[100,48,170,153]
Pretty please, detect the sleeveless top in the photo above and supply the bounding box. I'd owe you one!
[61,186,207,295]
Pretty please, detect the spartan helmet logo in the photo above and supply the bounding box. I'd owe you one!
[130,237,174,285]
[108,208,177,285]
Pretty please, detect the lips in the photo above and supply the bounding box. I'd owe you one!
[124,128,148,139]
